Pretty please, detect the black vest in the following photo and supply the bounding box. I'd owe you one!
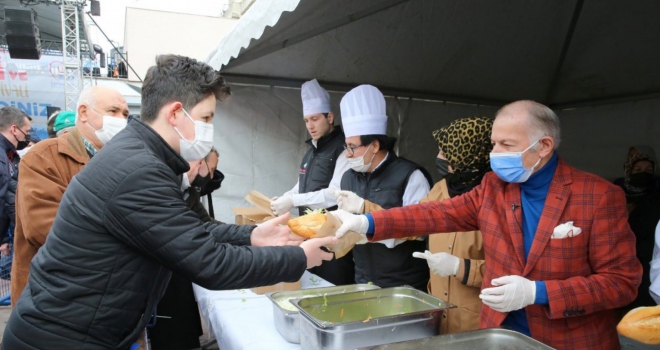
[297,127,345,215]
[341,153,433,290]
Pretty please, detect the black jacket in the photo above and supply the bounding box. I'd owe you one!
[2,119,306,349]
[341,153,432,290]
[297,127,345,215]
[0,135,15,242]
[1,143,19,244]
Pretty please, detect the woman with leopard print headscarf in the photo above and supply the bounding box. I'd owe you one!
[415,116,493,334]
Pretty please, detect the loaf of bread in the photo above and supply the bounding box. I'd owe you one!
[287,213,327,238]
[617,305,660,345]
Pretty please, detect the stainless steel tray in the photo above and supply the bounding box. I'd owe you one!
[292,286,456,349]
[356,328,556,349]
[266,284,380,344]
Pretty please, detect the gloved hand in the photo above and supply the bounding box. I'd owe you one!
[334,190,365,214]
[270,195,294,216]
[329,209,369,238]
[479,275,536,312]
[412,250,460,277]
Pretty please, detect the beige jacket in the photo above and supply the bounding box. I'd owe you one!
[422,179,485,334]
[10,129,90,305]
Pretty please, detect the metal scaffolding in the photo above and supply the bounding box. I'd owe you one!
[60,0,92,111]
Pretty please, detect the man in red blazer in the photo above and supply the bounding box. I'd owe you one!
[332,100,642,350]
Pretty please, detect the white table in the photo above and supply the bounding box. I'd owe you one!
[193,272,333,350]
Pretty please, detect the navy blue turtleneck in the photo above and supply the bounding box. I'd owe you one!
[501,151,558,335]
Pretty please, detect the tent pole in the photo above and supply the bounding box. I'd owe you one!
[551,91,660,110]
[544,0,585,105]
[221,73,507,107]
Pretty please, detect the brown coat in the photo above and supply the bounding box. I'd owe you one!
[421,179,485,334]
[10,129,90,305]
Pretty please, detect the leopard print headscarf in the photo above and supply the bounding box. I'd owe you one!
[432,116,493,185]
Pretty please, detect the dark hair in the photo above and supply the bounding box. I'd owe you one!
[360,134,397,151]
[0,106,30,132]
[140,55,231,123]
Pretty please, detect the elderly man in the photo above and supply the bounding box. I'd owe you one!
[2,55,334,350]
[53,110,76,136]
[0,107,31,256]
[182,149,222,223]
[332,100,642,350]
[9,85,130,306]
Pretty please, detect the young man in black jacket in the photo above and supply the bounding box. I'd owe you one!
[271,79,355,285]
[2,55,335,350]
[0,107,31,256]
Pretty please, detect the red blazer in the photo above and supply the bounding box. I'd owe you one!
[370,158,642,350]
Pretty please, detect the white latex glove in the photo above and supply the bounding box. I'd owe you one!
[479,275,536,312]
[334,190,365,214]
[270,195,294,216]
[329,209,369,238]
[412,250,460,277]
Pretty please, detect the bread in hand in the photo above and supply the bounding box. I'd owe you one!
[617,305,660,345]
[287,213,327,238]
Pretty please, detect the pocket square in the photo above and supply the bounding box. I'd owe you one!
[551,221,582,239]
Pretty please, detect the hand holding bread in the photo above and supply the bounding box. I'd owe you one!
[287,212,327,238]
[286,209,367,258]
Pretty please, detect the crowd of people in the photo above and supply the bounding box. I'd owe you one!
[0,53,657,350]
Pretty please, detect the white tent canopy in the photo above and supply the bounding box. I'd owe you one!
[205,0,660,223]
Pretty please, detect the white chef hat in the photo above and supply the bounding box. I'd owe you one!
[301,79,331,117]
[340,85,387,138]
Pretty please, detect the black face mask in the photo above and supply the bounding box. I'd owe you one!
[192,174,212,189]
[629,172,654,189]
[14,127,30,151]
[436,158,450,179]
[200,170,225,196]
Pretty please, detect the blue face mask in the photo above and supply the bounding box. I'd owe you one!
[489,140,542,183]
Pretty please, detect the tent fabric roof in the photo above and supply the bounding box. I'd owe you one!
[207,0,660,109]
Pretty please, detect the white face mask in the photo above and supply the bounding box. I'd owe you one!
[88,107,127,145]
[348,143,375,173]
[174,108,214,162]
[17,146,31,157]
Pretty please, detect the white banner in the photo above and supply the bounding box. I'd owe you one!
[0,49,70,140]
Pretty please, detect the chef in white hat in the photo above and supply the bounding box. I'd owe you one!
[333,84,433,291]
[271,79,355,285]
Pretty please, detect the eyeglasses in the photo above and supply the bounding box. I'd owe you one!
[343,144,366,156]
